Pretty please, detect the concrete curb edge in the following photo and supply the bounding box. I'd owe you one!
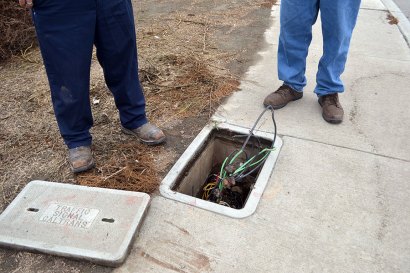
[380,0,410,47]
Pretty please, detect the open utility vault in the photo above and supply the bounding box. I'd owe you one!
[160,122,282,218]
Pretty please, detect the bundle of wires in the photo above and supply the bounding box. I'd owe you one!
[202,174,218,200]
[218,105,276,185]
[203,105,277,207]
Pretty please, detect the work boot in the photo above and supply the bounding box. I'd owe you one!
[263,84,303,109]
[318,93,344,124]
[122,122,166,145]
[68,146,95,173]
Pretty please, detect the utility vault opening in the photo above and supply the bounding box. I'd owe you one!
[160,122,282,218]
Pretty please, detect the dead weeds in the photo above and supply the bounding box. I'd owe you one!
[0,1,36,61]
[0,0,274,212]
[77,143,162,192]
[387,12,399,25]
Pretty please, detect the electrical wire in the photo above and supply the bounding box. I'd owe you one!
[218,201,231,207]
[236,108,277,179]
[223,105,277,181]
[203,106,277,207]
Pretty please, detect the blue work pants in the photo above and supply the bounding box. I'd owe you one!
[278,0,361,96]
[32,0,147,148]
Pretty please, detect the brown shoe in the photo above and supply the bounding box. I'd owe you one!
[68,146,95,173]
[122,122,166,145]
[318,93,344,124]
[263,84,303,109]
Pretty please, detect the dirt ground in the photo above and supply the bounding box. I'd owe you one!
[0,0,276,272]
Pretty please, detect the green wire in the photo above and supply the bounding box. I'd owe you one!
[250,148,275,166]
[248,153,269,167]
[234,157,254,174]
[218,156,230,190]
[229,150,243,164]
[233,148,275,175]
[219,156,229,178]
[219,146,276,189]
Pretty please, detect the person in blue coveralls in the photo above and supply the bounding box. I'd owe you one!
[263,0,361,124]
[18,0,166,173]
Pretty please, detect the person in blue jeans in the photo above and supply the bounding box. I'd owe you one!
[263,0,361,123]
[19,0,166,173]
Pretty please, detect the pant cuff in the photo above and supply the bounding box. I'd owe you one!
[66,140,92,149]
[284,82,304,92]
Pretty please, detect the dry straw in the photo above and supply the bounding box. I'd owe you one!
[0,2,36,61]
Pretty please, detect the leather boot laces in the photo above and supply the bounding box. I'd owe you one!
[276,85,292,99]
[324,94,341,108]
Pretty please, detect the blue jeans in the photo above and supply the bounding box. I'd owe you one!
[32,0,147,148]
[278,0,361,96]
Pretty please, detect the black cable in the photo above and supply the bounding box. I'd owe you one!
[235,106,277,180]
[232,134,260,160]
[208,106,277,204]
[239,105,273,152]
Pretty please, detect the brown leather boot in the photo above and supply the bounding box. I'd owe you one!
[68,146,95,173]
[318,93,344,124]
[263,84,303,109]
[122,122,166,145]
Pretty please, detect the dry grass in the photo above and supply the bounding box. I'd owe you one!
[0,0,276,212]
[142,55,239,121]
[0,1,36,61]
[77,143,162,192]
[0,0,277,271]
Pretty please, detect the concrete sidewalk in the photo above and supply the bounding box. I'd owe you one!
[117,0,410,272]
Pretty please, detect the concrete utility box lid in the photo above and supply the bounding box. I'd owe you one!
[0,180,150,267]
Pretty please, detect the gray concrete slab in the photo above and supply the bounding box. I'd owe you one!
[383,0,409,13]
[1,0,408,272]
[361,0,388,10]
[338,9,410,61]
[381,0,410,46]
[214,5,410,161]
[117,1,410,272]
[0,181,150,267]
[112,2,410,272]
[116,137,410,273]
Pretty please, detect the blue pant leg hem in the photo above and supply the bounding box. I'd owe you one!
[283,82,304,93]
[66,140,93,149]
[314,89,344,97]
